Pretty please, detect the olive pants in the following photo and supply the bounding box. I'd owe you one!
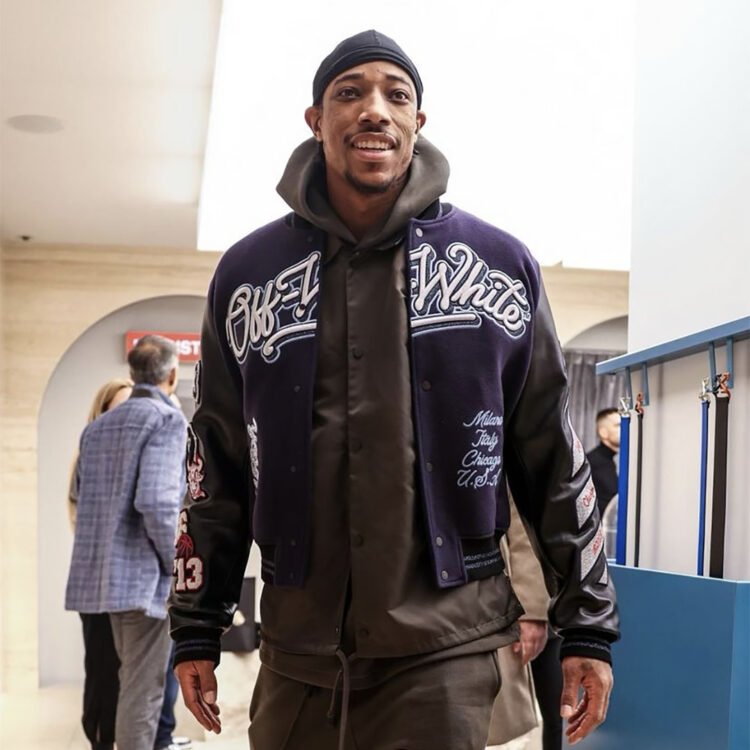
[249,651,501,750]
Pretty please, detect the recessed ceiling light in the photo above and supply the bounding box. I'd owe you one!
[6,115,64,134]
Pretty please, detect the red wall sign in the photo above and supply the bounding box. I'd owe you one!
[125,331,201,362]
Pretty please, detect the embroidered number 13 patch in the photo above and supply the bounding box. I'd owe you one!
[174,556,204,591]
[173,509,204,592]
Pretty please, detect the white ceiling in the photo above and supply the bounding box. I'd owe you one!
[0,0,222,248]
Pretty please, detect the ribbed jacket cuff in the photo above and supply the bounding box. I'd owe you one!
[559,630,614,665]
[172,627,222,667]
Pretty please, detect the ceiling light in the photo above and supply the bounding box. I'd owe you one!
[6,115,64,134]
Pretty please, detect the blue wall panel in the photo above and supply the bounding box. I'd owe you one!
[728,583,749,748]
[576,566,749,750]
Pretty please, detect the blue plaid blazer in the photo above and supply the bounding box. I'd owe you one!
[65,384,187,619]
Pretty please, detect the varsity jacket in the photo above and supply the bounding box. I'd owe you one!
[169,205,619,663]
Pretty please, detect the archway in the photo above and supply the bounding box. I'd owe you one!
[37,295,205,685]
[563,315,629,450]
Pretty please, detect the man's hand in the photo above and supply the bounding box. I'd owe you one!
[560,656,613,744]
[175,660,222,734]
[512,620,548,666]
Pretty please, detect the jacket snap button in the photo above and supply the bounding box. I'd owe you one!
[415,227,424,238]
[441,570,449,580]
[435,536,443,547]
[426,461,434,472]
[352,346,364,359]
[352,534,364,548]
[290,465,296,473]
[421,380,431,391]
[290,538,297,547]
[351,438,363,453]
[293,385,301,393]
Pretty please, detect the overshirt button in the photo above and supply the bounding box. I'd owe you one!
[359,628,370,638]
[415,227,424,238]
[293,385,301,393]
[441,570,449,580]
[426,462,434,472]
[352,346,364,359]
[352,534,364,548]
[435,536,443,547]
[421,380,432,391]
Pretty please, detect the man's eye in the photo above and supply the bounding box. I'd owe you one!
[391,90,411,102]
[337,87,359,99]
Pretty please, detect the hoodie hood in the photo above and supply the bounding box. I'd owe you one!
[276,135,450,249]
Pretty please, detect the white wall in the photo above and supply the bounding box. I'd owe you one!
[629,0,750,351]
[625,0,750,578]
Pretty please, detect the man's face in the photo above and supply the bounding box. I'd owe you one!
[305,60,426,195]
[598,413,621,449]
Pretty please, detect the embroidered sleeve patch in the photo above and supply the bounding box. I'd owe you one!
[173,509,204,592]
[192,360,202,407]
[575,476,597,528]
[247,419,260,492]
[580,526,605,581]
[566,404,585,478]
[186,424,207,501]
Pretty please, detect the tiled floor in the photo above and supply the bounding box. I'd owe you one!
[0,651,541,750]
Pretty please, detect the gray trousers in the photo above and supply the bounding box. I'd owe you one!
[249,651,501,750]
[109,611,172,750]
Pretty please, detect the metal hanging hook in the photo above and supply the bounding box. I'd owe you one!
[634,392,645,416]
[714,372,731,400]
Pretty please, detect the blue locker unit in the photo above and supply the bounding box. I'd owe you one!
[576,566,749,750]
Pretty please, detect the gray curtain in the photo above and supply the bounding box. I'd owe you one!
[563,349,626,452]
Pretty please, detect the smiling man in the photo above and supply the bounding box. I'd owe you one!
[168,30,619,749]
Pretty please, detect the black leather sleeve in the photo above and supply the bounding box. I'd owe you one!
[167,280,253,666]
[505,283,620,661]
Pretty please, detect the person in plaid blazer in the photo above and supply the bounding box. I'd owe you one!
[66,335,186,750]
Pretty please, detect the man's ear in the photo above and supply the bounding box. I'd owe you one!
[415,110,426,134]
[305,106,323,141]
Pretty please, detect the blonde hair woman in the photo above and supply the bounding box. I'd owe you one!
[69,378,133,527]
[69,377,132,750]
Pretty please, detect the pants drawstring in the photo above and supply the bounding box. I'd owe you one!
[325,648,351,750]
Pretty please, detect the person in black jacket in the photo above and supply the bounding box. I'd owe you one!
[169,30,618,750]
[587,408,621,516]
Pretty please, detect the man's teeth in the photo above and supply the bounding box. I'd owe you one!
[354,141,390,150]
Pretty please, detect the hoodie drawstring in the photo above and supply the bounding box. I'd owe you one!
[326,648,351,750]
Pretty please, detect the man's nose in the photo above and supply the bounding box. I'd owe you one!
[358,90,391,125]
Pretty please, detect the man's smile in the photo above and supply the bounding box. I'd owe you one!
[349,132,398,159]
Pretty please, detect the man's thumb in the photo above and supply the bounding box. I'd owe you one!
[197,661,218,704]
[560,674,578,719]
